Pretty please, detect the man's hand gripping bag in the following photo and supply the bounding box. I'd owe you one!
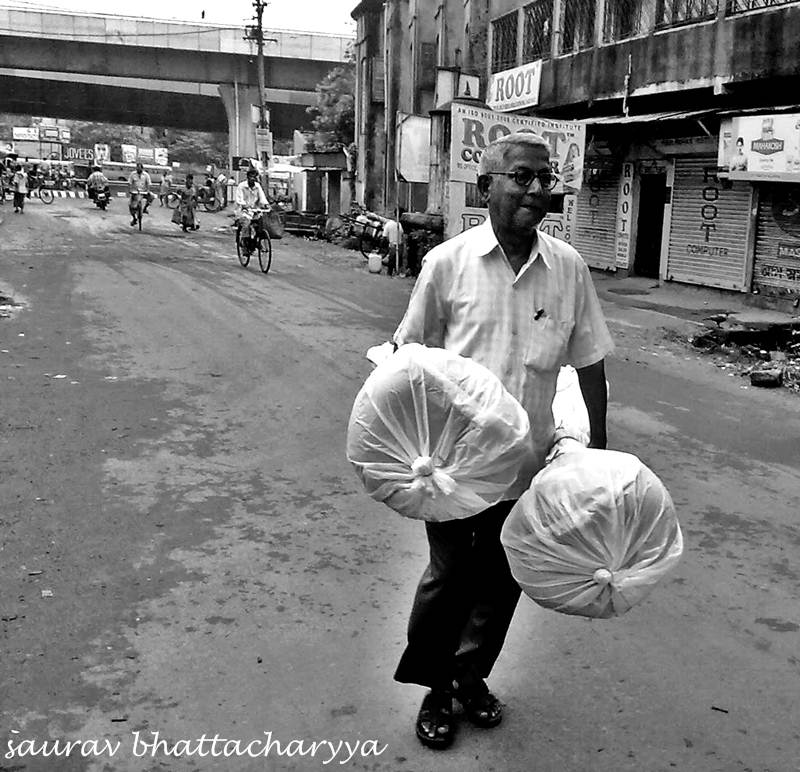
[500,440,683,618]
[346,343,534,521]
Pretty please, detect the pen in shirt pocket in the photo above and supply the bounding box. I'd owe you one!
[533,308,546,321]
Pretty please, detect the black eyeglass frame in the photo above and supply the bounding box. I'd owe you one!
[484,169,559,191]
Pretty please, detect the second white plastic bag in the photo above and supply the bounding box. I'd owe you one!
[501,440,683,618]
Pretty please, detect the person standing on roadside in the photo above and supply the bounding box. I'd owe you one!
[12,164,28,214]
[215,168,228,208]
[391,132,614,750]
[159,170,173,207]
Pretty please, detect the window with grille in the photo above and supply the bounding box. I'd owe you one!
[491,11,519,73]
[727,0,792,12]
[656,0,716,26]
[603,0,657,40]
[523,0,553,61]
[560,0,596,53]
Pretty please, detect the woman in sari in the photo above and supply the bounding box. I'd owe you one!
[178,174,199,232]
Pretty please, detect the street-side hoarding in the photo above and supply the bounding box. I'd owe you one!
[719,114,800,181]
[450,104,585,190]
[396,113,431,183]
[446,103,586,239]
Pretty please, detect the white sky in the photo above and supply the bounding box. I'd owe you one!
[1,0,356,34]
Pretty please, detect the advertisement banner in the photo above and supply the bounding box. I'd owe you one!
[396,113,431,183]
[450,104,586,192]
[13,127,39,142]
[487,61,542,113]
[137,147,155,162]
[154,147,168,166]
[40,126,60,141]
[60,128,71,144]
[121,144,137,163]
[2,141,15,154]
[93,144,110,163]
[65,146,95,161]
[719,113,800,181]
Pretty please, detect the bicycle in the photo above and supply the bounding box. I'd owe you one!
[235,208,272,274]
[130,192,146,231]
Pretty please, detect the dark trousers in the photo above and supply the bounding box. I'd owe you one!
[394,500,521,690]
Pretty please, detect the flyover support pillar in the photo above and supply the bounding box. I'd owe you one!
[219,83,260,177]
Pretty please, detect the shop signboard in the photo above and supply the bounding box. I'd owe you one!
[719,113,800,181]
[450,103,585,191]
[60,128,71,144]
[137,147,155,162]
[120,144,137,163]
[40,126,61,141]
[487,61,542,113]
[12,127,39,142]
[2,142,14,154]
[154,147,168,166]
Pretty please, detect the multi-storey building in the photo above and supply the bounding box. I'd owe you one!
[352,0,800,304]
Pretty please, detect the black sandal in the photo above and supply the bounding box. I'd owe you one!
[453,677,503,728]
[415,690,455,749]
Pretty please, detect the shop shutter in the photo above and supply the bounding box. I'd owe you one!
[753,183,800,296]
[571,173,619,270]
[665,156,752,291]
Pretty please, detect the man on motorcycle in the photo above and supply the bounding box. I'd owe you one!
[235,168,269,251]
[128,162,153,225]
[87,166,110,203]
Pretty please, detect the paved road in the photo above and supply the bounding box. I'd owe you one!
[1,199,798,772]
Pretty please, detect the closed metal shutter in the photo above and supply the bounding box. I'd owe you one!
[753,183,800,296]
[666,156,752,291]
[571,173,619,270]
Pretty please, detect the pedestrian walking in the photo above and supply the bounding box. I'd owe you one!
[12,165,28,214]
[390,132,614,750]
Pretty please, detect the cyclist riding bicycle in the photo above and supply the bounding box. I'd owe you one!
[86,166,110,202]
[128,162,153,226]
[235,168,270,252]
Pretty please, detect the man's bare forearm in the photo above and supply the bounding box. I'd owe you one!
[576,359,608,449]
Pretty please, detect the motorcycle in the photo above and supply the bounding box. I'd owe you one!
[93,187,110,211]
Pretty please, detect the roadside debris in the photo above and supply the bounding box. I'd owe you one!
[690,322,800,392]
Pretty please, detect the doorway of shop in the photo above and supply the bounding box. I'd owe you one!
[634,172,667,278]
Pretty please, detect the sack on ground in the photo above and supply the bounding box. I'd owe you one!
[170,207,182,225]
[346,343,534,521]
[501,439,683,618]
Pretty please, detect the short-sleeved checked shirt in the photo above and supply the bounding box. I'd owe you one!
[393,219,614,495]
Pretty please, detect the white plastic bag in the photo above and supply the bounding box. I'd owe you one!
[501,440,683,618]
[346,343,534,521]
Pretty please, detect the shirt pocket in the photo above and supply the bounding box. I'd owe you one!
[524,317,573,372]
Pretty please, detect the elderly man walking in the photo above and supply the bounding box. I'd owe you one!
[391,132,614,750]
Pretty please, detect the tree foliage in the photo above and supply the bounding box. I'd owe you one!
[306,49,356,151]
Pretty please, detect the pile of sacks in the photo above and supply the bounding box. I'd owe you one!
[346,344,683,617]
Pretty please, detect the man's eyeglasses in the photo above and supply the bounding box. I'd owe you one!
[485,168,558,191]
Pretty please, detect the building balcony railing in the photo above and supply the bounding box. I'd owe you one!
[727,0,796,13]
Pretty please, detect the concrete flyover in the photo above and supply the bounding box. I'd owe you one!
[0,8,353,156]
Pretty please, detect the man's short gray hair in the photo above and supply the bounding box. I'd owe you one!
[478,132,551,176]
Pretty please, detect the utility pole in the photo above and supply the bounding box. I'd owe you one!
[244,0,271,171]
